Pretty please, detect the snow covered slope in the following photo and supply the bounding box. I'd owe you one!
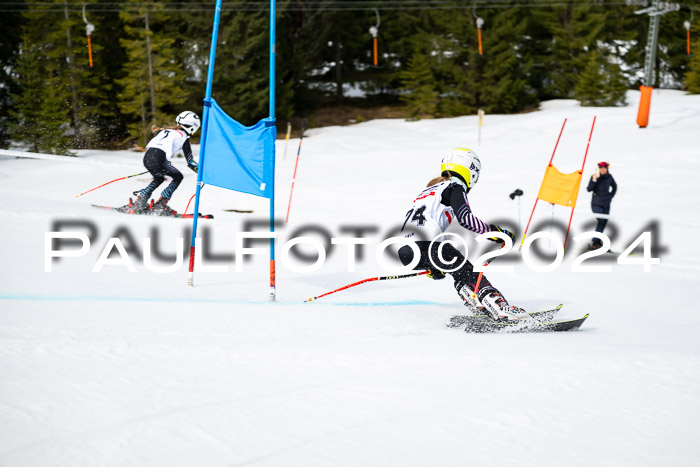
[1,90,699,466]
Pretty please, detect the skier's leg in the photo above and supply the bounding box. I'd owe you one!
[151,162,183,215]
[134,149,167,208]
[399,241,489,308]
[158,161,184,201]
[428,243,502,311]
[400,241,526,321]
[138,176,165,200]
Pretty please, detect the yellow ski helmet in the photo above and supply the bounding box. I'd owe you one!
[441,147,481,188]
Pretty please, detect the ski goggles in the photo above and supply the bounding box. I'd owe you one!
[598,162,610,168]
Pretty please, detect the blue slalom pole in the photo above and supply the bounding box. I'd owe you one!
[268,0,277,300]
[188,0,222,287]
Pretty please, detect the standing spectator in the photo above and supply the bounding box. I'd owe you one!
[586,161,617,249]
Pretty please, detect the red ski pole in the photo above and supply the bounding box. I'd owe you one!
[286,118,308,223]
[75,171,148,198]
[307,271,429,302]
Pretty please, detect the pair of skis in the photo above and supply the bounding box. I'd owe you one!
[448,305,589,333]
[91,203,213,219]
[77,173,214,219]
[308,274,589,333]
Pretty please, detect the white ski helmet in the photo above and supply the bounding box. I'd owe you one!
[176,111,201,136]
[441,147,481,189]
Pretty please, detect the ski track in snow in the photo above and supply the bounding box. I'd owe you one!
[1,91,699,466]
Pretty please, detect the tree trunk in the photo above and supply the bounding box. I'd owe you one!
[63,0,80,146]
[145,9,157,122]
[140,99,147,143]
[335,39,343,104]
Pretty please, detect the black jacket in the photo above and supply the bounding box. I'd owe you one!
[587,172,617,207]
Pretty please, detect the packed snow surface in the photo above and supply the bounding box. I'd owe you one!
[1,90,699,466]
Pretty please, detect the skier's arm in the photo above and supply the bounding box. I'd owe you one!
[182,140,198,173]
[444,184,490,234]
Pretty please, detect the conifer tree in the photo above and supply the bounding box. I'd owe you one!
[277,2,346,117]
[8,0,110,150]
[574,51,628,106]
[532,5,606,99]
[599,3,646,87]
[118,0,186,144]
[212,9,270,124]
[654,11,693,88]
[399,52,439,119]
[315,10,367,105]
[459,5,535,113]
[48,0,108,148]
[9,35,73,155]
[0,3,25,148]
[685,30,700,93]
[412,10,473,117]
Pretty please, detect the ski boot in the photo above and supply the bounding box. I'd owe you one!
[455,282,488,316]
[119,191,149,214]
[481,292,528,323]
[151,197,177,216]
[131,192,150,213]
[587,239,603,251]
[118,197,135,212]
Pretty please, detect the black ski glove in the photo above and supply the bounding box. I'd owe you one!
[488,224,515,244]
[188,161,198,173]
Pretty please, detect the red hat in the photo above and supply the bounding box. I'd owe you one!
[598,161,609,168]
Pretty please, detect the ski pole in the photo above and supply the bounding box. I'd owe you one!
[75,171,148,197]
[307,271,429,302]
[285,118,308,223]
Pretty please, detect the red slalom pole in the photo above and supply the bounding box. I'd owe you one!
[285,118,308,223]
[563,115,597,249]
[75,171,148,198]
[547,118,567,165]
[307,271,429,302]
[183,192,196,215]
[519,118,567,250]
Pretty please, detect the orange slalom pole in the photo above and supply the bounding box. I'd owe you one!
[87,34,93,67]
[688,28,691,55]
[373,36,378,66]
[477,28,483,56]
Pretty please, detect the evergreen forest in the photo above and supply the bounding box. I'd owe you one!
[1,0,699,154]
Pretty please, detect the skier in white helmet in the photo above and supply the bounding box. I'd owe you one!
[123,111,201,215]
[397,147,527,322]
